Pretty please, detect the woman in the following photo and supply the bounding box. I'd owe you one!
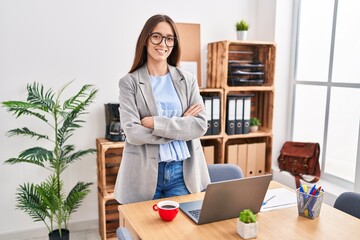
[114,14,210,204]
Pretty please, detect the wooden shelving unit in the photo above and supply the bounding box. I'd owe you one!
[202,40,276,176]
[96,138,125,240]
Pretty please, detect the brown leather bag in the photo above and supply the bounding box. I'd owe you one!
[278,142,320,189]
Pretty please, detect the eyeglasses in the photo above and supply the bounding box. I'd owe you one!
[148,32,177,47]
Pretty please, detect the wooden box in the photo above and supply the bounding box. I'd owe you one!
[98,190,119,240]
[207,41,276,88]
[96,138,125,197]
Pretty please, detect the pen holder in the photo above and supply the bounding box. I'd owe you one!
[296,188,324,219]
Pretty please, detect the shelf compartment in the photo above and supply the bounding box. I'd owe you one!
[96,138,124,197]
[207,40,276,88]
[98,190,119,240]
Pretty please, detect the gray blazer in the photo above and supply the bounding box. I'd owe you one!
[114,65,211,204]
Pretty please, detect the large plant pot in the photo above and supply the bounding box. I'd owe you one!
[236,220,258,239]
[48,229,70,240]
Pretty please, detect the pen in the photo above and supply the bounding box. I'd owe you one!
[299,185,304,193]
[262,195,276,206]
[309,184,317,195]
[302,184,307,193]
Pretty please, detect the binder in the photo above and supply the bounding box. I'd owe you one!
[226,96,236,135]
[255,142,266,175]
[227,144,238,165]
[242,96,251,134]
[235,97,243,134]
[246,143,257,177]
[203,145,215,165]
[203,96,212,135]
[237,144,247,176]
[211,96,220,135]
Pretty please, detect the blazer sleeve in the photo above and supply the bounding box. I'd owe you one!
[152,71,208,141]
[118,74,173,146]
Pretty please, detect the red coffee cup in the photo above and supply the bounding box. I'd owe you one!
[152,200,179,221]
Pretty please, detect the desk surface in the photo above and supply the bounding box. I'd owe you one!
[118,181,360,240]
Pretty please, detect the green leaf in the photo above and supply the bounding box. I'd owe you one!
[1,101,48,122]
[26,82,55,111]
[64,182,92,216]
[239,209,256,223]
[16,183,50,224]
[7,127,49,140]
[4,147,53,167]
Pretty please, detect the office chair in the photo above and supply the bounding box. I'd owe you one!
[116,226,133,240]
[207,163,244,183]
[333,192,360,219]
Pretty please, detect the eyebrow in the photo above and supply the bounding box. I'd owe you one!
[152,32,175,37]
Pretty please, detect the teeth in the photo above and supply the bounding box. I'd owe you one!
[157,49,166,54]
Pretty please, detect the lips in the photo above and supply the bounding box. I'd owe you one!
[156,48,167,55]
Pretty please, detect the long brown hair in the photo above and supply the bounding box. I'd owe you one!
[129,14,181,73]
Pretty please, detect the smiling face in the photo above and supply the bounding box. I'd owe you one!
[146,21,175,66]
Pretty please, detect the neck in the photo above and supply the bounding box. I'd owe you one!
[147,61,168,76]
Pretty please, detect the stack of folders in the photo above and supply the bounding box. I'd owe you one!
[226,94,254,135]
[202,96,220,136]
[227,61,264,86]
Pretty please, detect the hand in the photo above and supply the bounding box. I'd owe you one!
[183,104,202,117]
[141,116,154,129]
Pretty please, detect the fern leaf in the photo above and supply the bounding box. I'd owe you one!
[27,82,55,111]
[16,183,50,223]
[4,147,53,167]
[7,127,49,140]
[1,101,48,122]
[64,182,92,215]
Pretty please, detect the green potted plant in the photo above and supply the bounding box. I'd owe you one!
[1,81,98,240]
[250,117,261,132]
[237,209,258,239]
[235,20,249,40]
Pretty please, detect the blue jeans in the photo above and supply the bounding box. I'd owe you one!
[152,161,190,199]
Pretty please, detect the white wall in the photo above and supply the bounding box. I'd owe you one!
[0,0,284,236]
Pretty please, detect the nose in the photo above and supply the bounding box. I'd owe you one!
[159,37,167,46]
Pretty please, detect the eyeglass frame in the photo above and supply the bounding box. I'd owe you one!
[148,32,177,47]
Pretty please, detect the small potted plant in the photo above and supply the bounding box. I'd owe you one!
[235,20,249,40]
[237,209,258,239]
[250,117,261,132]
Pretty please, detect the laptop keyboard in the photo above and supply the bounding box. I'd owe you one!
[189,209,201,220]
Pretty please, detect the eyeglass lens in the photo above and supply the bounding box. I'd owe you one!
[149,32,176,47]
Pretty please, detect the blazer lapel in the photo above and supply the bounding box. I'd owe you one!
[168,65,187,113]
[138,66,158,116]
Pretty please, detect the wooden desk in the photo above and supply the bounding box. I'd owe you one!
[118,181,360,240]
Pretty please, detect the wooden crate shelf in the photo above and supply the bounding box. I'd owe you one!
[205,40,275,175]
[207,40,276,89]
[96,138,124,196]
[98,190,119,240]
[96,138,125,240]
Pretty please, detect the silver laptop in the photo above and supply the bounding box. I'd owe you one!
[179,174,272,224]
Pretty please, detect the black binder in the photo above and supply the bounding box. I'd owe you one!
[242,96,251,134]
[235,96,243,134]
[203,96,212,135]
[211,96,220,135]
[226,96,236,135]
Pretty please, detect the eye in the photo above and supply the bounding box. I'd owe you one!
[166,37,174,42]
[152,33,161,40]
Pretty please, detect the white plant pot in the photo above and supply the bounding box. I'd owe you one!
[237,220,258,239]
[250,126,258,132]
[237,31,248,40]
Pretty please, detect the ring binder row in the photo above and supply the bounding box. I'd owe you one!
[202,95,221,136]
[226,94,254,135]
